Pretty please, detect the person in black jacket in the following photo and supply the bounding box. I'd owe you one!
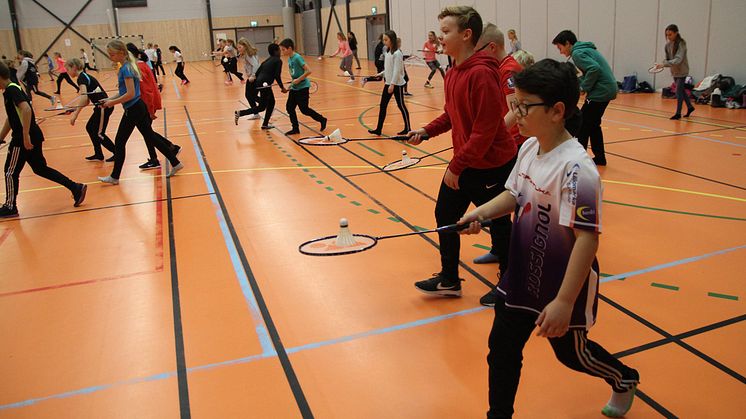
[234,43,286,129]
[347,31,361,69]
[374,33,385,73]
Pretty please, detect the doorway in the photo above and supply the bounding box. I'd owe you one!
[236,27,275,59]
[366,15,386,63]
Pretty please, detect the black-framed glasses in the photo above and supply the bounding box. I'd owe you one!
[510,100,549,117]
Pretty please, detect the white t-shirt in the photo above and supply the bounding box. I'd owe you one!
[82,52,89,63]
[144,48,158,63]
[174,51,184,63]
[497,137,603,330]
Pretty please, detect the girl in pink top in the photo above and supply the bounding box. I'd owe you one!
[52,52,78,94]
[423,31,444,88]
[330,32,355,82]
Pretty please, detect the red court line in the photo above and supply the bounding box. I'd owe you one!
[0,228,11,247]
[154,174,165,271]
[0,268,164,298]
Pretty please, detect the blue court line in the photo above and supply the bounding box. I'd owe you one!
[601,244,746,283]
[185,121,274,356]
[171,80,182,99]
[4,243,745,411]
[605,118,746,148]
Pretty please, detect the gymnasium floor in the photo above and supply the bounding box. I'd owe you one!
[0,55,744,418]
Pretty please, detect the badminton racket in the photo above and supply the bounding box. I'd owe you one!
[297,129,427,146]
[42,104,90,112]
[299,219,494,256]
[648,65,664,74]
[258,80,318,94]
[381,146,452,172]
[36,109,74,125]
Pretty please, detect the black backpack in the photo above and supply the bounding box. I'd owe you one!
[637,81,654,93]
[23,60,39,85]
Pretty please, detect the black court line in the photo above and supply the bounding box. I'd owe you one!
[610,102,746,127]
[164,108,191,418]
[614,314,746,359]
[600,294,746,385]
[605,124,746,145]
[635,389,678,418]
[604,151,746,191]
[0,192,213,222]
[184,107,314,419]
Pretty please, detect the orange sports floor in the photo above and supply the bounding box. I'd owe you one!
[0,56,744,418]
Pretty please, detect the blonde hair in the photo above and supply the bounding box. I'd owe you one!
[336,32,347,40]
[107,39,141,80]
[479,23,505,48]
[438,5,483,45]
[65,57,84,71]
[512,49,535,68]
[237,38,257,56]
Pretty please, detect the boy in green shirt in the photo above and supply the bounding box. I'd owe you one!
[279,39,327,136]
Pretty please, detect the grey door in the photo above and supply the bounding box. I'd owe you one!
[237,27,275,59]
[302,9,319,56]
[366,15,386,63]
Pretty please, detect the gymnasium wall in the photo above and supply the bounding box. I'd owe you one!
[389,0,746,88]
[318,0,387,59]
[0,0,283,66]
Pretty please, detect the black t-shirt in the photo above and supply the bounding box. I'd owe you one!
[156,48,162,62]
[3,83,43,145]
[349,37,357,50]
[255,56,284,89]
[77,72,108,103]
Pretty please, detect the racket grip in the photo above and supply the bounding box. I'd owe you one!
[442,219,494,233]
[391,133,430,141]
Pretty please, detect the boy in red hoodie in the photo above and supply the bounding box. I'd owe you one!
[408,6,516,300]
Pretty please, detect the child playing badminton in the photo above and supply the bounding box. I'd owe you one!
[236,37,260,119]
[457,58,640,418]
[330,32,355,83]
[169,46,190,85]
[279,38,327,136]
[367,30,410,136]
[407,6,516,299]
[423,31,445,88]
[65,58,116,161]
[52,52,79,94]
[0,61,87,217]
[235,43,286,129]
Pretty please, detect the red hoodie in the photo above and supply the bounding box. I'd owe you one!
[136,61,161,118]
[424,50,516,175]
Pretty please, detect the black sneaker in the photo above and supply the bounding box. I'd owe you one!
[320,117,328,131]
[479,288,498,307]
[368,129,382,136]
[85,154,104,161]
[73,183,87,207]
[592,156,607,166]
[414,273,462,297]
[285,128,300,135]
[139,159,161,170]
[0,205,19,218]
[234,110,240,125]
[105,155,116,162]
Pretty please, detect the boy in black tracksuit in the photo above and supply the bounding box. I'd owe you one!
[234,43,286,129]
[0,61,87,217]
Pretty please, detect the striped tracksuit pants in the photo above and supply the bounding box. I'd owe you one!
[3,144,77,209]
[487,297,639,418]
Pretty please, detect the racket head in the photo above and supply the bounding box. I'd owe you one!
[299,234,378,256]
[382,156,421,172]
[648,65,664,74]
[298,135,348,146]
[309,80,319,94]
[43,106,76,112]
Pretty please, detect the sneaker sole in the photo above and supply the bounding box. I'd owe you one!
[414,286,462,297]
[74,184,87,207]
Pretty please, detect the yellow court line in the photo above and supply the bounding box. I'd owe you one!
[603,179,746,203]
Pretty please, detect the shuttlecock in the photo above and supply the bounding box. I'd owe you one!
[263,82,269,87]
[325,128,342,142]
[401,150,412,164]
[343,70,351,76]
[335,218,356,247]
[317,56,323,61]
[55,103,64,109]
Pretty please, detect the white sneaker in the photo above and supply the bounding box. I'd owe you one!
[347,78,355,83]
[343,70,351,76]
[50,95,57,107]
[98,175,119,185]
[247,114,261,120]
[166,163,184,178]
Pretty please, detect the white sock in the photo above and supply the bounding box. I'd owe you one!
[601,386,636,418]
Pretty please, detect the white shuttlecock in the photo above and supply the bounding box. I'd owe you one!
[401,150,412,164]
[317,56,323,61]
[343,70,351,76]
[55,103,64,109]
[325,128,342,142]
[335,218,356,247]
[263,82,269,87]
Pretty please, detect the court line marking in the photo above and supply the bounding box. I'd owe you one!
[605,118,746,148]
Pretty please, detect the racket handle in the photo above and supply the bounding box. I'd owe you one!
[391,133,430,141]
[440,219,493,233]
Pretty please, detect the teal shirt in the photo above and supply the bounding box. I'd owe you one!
[288,53,311,91]
[571,41,617,102]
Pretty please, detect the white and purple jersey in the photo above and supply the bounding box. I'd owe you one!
[497,137,602,330]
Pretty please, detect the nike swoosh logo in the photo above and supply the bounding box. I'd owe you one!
[437,283,455,290]
[486,183,499,189]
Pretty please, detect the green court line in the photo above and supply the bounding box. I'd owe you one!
[309,174,316,178]
[388,217,402,223]
[325,186,334,191]
[336,193,346,198]
[413,226,428,231]
[603,200,746,222]
[357,143,385,157]
[296,163,303,167]
[350,201,362,206]
[316,180,324,184]
[291,159,297,162]
[302,169,310,172]
[367,209,380,214]
[707,292,739,301]
[651,282,680,291]
[473,244,491,251]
